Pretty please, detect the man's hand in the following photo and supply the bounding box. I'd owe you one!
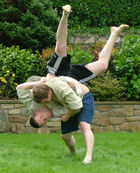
[59,109,78,122]
[59,114,70,122]
[16,77,48,90]
[67,81,76,92]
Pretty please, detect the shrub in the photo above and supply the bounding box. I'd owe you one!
[112,34,140,100]
[40,47,54,64]
[0,45,46,98]
[51,0,140,28]
[0,0,59,51]
[68,46,93,64]
[86,71,125,101]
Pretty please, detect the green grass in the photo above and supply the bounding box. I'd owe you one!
[0,132,140,173]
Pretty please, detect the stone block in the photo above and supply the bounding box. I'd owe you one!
[8,115,27,124]
[0,124,9,132]
[93,126,104,133]
[110,117,125,125]
[94,111,100,118]
[70,36,75,44]
[50,128,61,133]
[125,106,134,116]
[10,124,17,133]
[112,105,123,109]
[14,104,25,108]
[26,127,38,133]
[99,112,109,126]
[92,118,99,125]
[1,104,14,109]
[106,125,114,132]
[126,116,140,121]
[96,106,110,111]
[8,109,20,115]
[16,124,26,134]
[135,110,140,116]
[38,128,50,134]
[109,109,125,117]
[19,107,29,117]
[75,37,84,44]
[120,122,132,131]
[132,122,140,132]
[0,110,10,132]
[134,105,140,110]
[114,125,120,132]
[84,36,95,44]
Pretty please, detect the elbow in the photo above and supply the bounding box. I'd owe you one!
[100,61,109,73]
[16,84,23,90]
[16,85,20,90]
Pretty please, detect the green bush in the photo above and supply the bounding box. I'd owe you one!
[0,0,59,51]
[51,0,140,28]
[68,46,93,64]
[112,34,140,100]
[0,45,46,98]
[86,71,125,101]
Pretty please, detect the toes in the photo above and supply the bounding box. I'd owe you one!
[62,5,71,13]
[120,24,129,28]
[83,159,92,164]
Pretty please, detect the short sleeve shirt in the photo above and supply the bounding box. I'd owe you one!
[46,76,83,110]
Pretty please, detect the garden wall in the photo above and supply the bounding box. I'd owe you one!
[0,100,140,134]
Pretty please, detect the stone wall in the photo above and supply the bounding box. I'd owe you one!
[69,34,123,51]
[0,100,140,134]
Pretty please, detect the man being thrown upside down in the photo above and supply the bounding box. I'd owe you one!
[17,5,129,164]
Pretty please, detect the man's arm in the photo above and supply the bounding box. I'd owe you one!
[16,77,47,90]
[60,109,79,122]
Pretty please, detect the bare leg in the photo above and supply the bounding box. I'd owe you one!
[55,5,71,57]
[61,133,76,154]
[46,5,71,80]
[85,24,129,76]
[80,122,94,164]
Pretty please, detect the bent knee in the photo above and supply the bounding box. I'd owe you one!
[99,60,108,72]
[80,122,91,131]
[55,43,67,57]
[61,133,72,140]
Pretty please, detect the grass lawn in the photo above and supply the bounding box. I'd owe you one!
[0,132,140,173]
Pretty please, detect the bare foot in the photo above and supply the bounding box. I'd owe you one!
[111,24,129,35]
[62,5,71,13]
[83,158,92,164]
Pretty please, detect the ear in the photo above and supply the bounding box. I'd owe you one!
[48,88,52,96]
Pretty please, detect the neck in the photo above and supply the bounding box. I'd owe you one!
[52,93,60,103]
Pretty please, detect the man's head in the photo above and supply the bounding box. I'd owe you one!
[32,84,53,103]
[30,107,52,128]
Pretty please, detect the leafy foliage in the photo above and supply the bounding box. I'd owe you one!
[40,47,54,64]
[0,45,46,98]
[86,71,124,101]
[0,0,59,51]
[51,0,140,29]
[112,34,140,100]
[68,46,93,64]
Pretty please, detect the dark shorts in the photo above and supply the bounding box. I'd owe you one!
[47,52,96,83]
[61,92,94,134]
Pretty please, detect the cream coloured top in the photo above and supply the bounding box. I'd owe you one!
[17,76,84,120]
